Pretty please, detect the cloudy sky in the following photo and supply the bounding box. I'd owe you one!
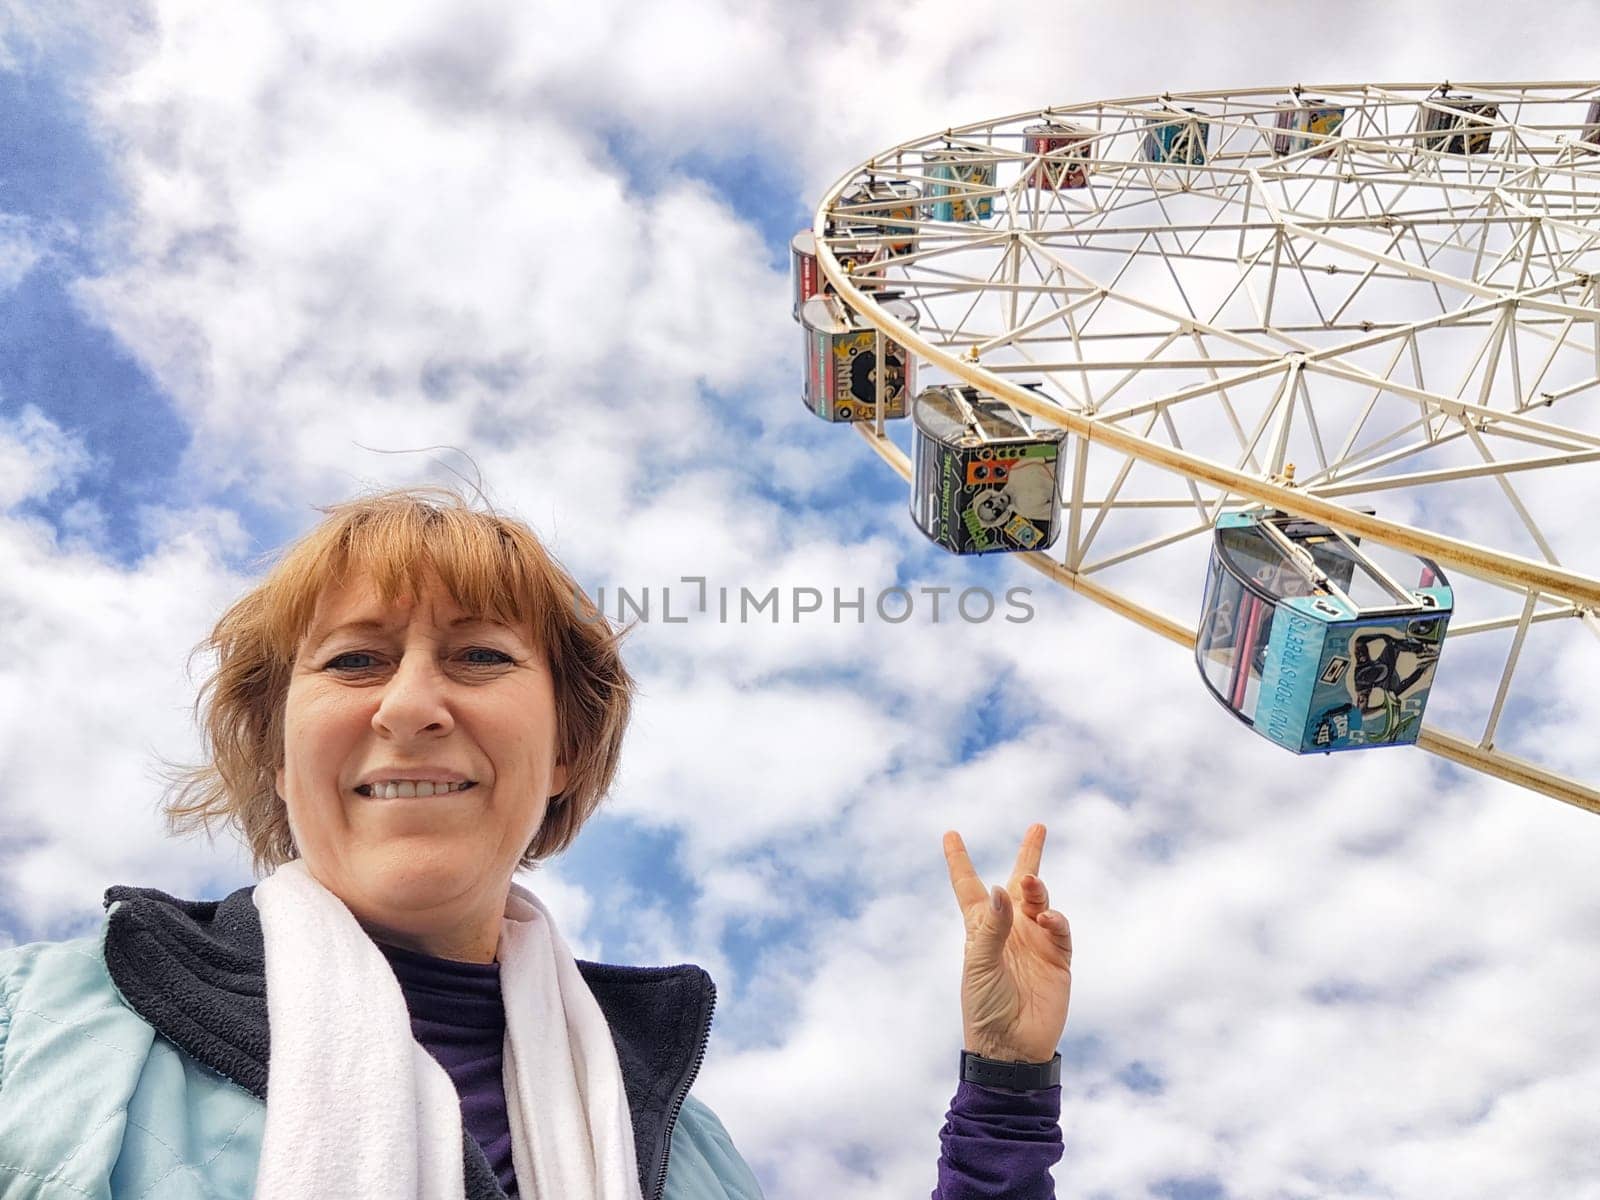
[3,2,1600,1197]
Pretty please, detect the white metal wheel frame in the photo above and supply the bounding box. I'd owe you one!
[814,82,1600,815]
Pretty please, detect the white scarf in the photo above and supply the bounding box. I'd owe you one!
[251,859,643,1200]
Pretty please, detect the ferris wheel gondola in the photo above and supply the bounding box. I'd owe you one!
[1021,121,1094,190]
[1196,510,1452,753]
[910,384,1066,556]
[1271,97,1345,158]
[801,293,917,424]
[1142,104,1211,166]
[922,145,997,223]
[1418,90,1500,155]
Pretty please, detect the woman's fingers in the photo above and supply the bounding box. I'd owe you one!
[1019,872,1050,916]
[1041,910,1073,964]
[1006,823,1047,890]
[942,830,989,914]
[950,827,1058,924]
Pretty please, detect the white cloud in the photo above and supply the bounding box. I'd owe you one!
[0,403,91,509]
[0,507,253,934]
[0,215,44,293]
[72,6,793,515]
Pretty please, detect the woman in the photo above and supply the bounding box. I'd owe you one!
[0,488,1073,1199]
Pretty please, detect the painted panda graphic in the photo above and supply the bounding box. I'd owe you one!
[965,457,1054,529]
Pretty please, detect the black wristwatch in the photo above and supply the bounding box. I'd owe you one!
[960,1049,1062,1091]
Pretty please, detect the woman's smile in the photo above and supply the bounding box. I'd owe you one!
[356,780,477,798]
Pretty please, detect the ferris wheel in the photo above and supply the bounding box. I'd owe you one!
[795,82,1600,815]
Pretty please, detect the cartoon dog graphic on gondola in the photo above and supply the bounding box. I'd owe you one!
[1340,616,1445,743]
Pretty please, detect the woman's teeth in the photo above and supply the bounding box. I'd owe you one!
[359,781,476,799]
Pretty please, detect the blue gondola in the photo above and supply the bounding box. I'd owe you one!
[1143,106,1210,166]
[922,147,996,222]
[1195,511,1453,753]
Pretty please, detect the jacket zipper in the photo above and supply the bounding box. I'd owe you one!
[647,981,716,1200]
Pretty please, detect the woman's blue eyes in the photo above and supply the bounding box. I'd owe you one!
[324,648,513,671]
[325,652,377,670]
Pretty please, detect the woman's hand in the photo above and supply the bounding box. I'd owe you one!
[943,823,1072,1064]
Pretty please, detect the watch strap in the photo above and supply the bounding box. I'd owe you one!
[960,1049,1062,1091]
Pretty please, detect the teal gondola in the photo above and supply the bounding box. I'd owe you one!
[922,147,996,222]
[1143,106,1209,166]
[1195,511,1453,753]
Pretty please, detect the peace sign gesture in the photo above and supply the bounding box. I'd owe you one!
[943,823,1073,1064]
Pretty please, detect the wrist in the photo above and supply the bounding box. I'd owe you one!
[963,1040,1053,1063]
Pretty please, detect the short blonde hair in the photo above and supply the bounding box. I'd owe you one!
[164,487,633,875]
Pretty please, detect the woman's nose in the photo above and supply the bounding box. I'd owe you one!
[371,651,455,741]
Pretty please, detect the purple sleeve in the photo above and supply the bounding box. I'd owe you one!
[931,1078,1063,1200]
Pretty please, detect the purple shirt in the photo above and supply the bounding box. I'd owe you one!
[379,941,520,1196]
[379,942,1063,1199]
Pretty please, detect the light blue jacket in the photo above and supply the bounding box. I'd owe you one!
[0,884,764,1200]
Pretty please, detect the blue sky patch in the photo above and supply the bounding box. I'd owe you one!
[1306,976,1382,1005]
[1152,1175,1228,1200]
[1118,1059,1166,1095]
[0,51,195,560]
[601,123,810,262]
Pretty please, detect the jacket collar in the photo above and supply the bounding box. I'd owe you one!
[101,882,715,1200]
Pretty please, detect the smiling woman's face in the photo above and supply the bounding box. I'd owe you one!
[275,569,567,962]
